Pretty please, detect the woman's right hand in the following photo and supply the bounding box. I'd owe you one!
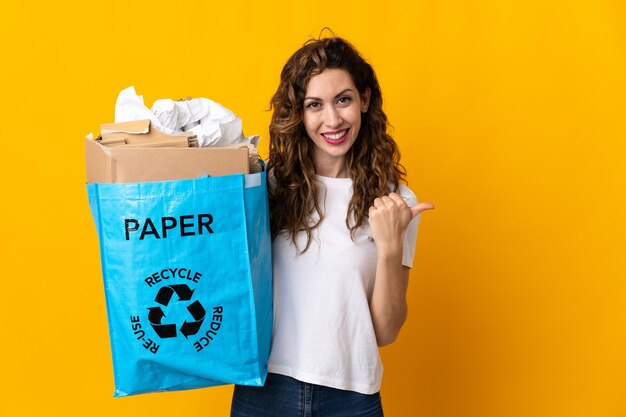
[368,193,434,256]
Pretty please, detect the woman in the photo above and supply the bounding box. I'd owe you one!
[231,36,433,417]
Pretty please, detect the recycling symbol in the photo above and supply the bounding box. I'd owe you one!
[148,284,205,339]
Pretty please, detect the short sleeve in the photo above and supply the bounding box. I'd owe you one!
[399,184,420,268]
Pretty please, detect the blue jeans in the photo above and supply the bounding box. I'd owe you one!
[230,373,384,417]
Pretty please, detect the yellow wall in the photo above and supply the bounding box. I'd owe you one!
[1,0,624,416]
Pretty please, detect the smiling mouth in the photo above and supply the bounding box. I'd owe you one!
[321,128,349,144]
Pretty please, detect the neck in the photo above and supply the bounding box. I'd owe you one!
[313,153,349,178]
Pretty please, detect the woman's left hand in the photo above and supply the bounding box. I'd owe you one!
[368,193,434,255]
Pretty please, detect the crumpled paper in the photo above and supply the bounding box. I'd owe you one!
[114,86,259,147]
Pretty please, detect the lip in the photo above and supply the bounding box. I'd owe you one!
[320,128,349,145]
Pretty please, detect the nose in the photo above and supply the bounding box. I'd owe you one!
[324,105,342,128]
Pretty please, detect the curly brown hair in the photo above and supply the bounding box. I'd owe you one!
[268,36,407,252]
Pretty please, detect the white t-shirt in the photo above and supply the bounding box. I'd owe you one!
[267,175,420,394]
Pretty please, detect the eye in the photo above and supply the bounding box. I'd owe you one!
[305,101,321,109]
[337,96,353,105]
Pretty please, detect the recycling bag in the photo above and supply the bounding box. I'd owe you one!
[87,172,272,397]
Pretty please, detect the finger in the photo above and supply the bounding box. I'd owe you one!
[409,202,435,218]
[380,195,395,207]
[387,193,407,207]
[373,197,384,208]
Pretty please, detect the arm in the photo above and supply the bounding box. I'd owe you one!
[368,193,433,347]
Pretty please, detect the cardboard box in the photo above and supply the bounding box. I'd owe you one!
[99,119,198,147]
[86,120,250,183]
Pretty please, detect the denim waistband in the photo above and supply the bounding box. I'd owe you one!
[231,373,383,417]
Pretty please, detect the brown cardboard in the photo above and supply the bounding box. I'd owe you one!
[100,119,150,135]
[86,139,250,183]
[85,120,254,183]
[100,120,196,146]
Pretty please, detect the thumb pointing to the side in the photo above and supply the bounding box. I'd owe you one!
[410,202,435,218]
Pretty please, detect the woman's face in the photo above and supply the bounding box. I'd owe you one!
[302,68,370,177]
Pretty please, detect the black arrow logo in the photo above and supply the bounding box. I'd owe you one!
[187,300,206,320]
[180,300,206,338]
[148,307,165,323]
[155,286,174,306]
[147,306,177,338]
[152,323,177,338]
[169,284,194,301]
[148,284,205,339]
[180,320,203,338]
[154,284,194,306]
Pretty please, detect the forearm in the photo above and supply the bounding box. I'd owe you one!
[369,246,409,347]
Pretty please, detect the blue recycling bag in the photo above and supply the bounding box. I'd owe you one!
[87,172,272,397]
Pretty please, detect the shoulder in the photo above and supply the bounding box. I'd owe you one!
[397,183,418,206]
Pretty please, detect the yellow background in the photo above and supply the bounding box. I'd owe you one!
[1,0,624,416]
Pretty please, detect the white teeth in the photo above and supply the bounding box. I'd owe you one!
[322,130,346,140]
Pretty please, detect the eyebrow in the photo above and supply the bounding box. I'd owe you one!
[304,88,354,101]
